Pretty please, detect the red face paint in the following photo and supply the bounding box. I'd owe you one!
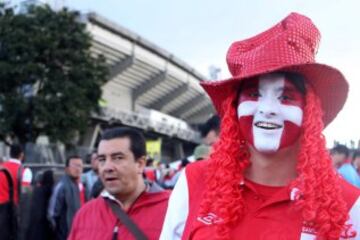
[237,74,304,153]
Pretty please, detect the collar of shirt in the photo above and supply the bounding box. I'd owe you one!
[8,159,21,165]
[101,190,124,208]
[241,179,302,208]
[100,182,150,209]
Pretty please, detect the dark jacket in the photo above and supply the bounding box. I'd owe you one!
[48,174,82,240]
[27,170,55,240]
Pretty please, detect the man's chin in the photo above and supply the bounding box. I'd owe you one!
[103,183,119,192]
[106,187,121,196]
[252,142,280,154]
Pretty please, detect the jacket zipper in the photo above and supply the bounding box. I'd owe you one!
[112,225,119,240]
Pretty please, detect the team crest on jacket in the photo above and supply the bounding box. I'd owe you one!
[197,213,223,225]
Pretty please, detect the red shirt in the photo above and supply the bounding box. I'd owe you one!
[68,185,170,240]
[160,160,360,240]
[144,168,157,182]
[0,159,32,204]
[78,182,86,207]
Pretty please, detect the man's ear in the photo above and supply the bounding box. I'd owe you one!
[19,152,25,161]
[136,156,146,174]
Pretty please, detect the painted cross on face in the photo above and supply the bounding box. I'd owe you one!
[237,73,305,153]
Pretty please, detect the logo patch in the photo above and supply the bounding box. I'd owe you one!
[197,213,223,225]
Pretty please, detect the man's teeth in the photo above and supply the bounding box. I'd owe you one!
[255,122,281,129]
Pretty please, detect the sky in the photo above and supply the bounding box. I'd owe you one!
[15,0,360,147]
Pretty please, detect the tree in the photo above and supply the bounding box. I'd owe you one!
[0,4,108,144]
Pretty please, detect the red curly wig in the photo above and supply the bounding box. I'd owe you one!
[199,85,350,239]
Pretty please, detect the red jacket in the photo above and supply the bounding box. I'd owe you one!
[0,159,32,204]
[68,184,170,240]
[160,160,360,240]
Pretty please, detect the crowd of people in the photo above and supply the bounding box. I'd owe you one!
[0,12,360,240]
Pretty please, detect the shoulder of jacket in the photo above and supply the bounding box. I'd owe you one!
[339,178,360,209]
[77,198,104,216]
[185,160,208,178]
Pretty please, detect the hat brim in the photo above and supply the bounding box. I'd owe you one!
[200,63,348,127]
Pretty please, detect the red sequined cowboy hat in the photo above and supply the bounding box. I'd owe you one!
[200,12,348,127]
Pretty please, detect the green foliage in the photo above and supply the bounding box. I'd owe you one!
[0,4,108,144]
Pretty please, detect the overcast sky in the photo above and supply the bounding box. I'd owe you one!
[16,0,360,147]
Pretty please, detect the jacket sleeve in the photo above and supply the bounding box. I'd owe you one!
[159,170,189,240]
[347,196,360,239]
[48,182,65,228]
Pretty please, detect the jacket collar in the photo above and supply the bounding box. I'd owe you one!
[8,159,21,165]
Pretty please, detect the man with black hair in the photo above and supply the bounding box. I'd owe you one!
[331,144,350,168]
[82,150,99,199]
[68,127,170,240]
[199,115,220,146]
[331,144,360,188]
[0,144,32,204]
[353,150,360,175]
[48,155,85,240]
[0,144,33,240]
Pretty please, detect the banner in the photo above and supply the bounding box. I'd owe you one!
[146,139,162,161]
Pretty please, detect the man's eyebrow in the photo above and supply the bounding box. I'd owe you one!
[110,152,125,157]
[277,86,298,92]
[97,151,124,158]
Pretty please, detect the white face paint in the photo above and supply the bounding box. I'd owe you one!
[237,73,304,153]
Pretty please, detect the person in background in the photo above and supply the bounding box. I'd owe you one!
[331,144,350,169]
[331,144,360,188]
[353,150,360,175]
[27,170,55,240]
[48,155,85,240]
[193,144,211,161]
[199,115,220,146]
[143,157,158,183]
[162,158,191,189]
[82,151,99,199]
[68,127,170,240]
[0,144,32,205]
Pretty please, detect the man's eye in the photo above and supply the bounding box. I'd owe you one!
[97,158,105,163]
[249,92,260,98]
[114,156,123,161]
[279,95,291,101]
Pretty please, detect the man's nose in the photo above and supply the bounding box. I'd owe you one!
[258,97,280,117]
[101,158,115,172]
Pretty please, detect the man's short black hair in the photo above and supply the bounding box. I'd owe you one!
[65,155,82,167]
[331,144,349,158]
[10,144,23,159]
[199,115,220,138]
[101,127,146,160]
[352,150,360,160]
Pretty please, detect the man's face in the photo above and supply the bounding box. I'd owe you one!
[91,153,99,172]
[204,130,219,146]
[66,158,83,179]
[97,138,145,199]
[237,73,304,153]
[331,152,347,168]
[353,156,360,171]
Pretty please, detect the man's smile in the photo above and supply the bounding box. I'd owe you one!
[254,121,282,130]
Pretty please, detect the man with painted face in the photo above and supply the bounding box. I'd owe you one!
[160,12,360,240]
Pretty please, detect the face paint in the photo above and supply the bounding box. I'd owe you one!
[237,73,304,153]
